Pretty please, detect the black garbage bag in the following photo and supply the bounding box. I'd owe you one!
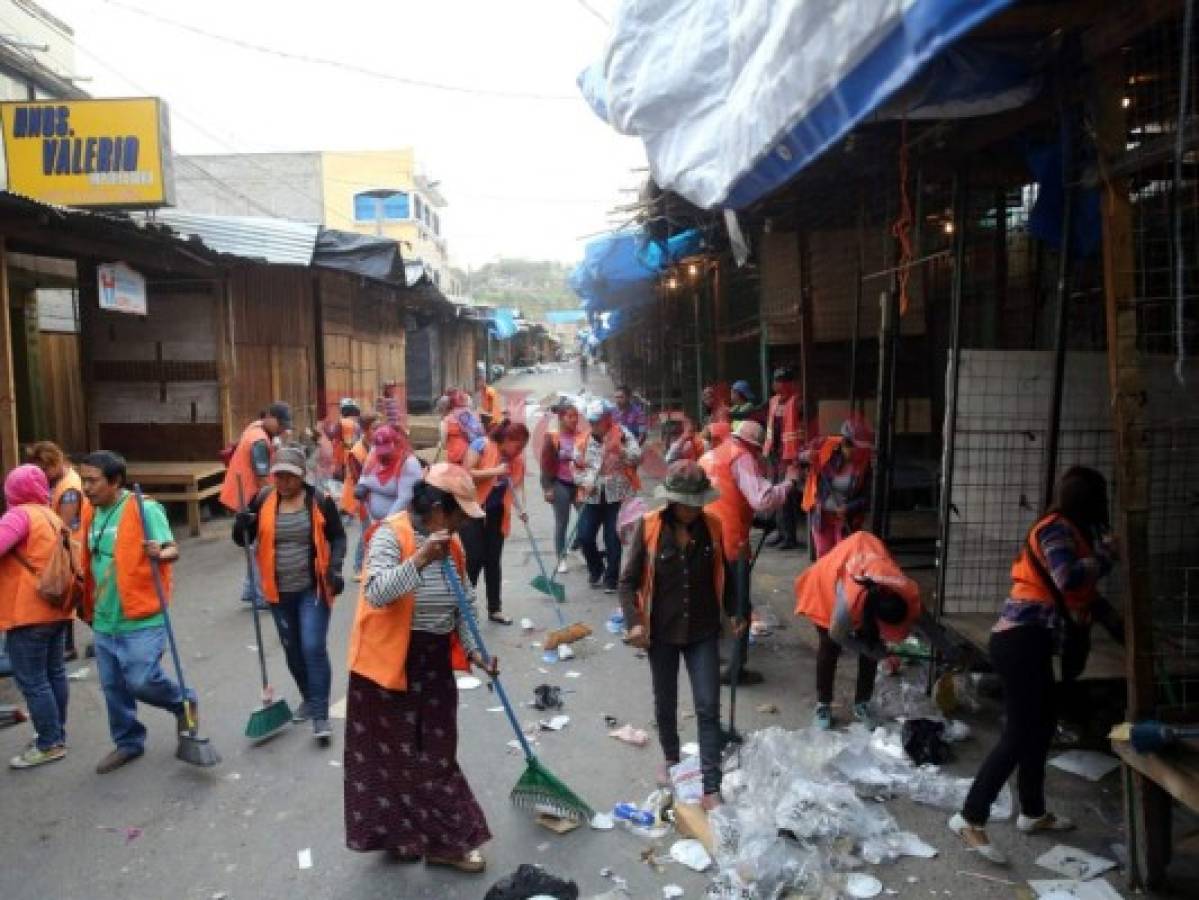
[533,684,563,711]
[902,717,952,766]
[483,864,579,900]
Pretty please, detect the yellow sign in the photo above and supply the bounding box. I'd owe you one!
[0,97,174,208]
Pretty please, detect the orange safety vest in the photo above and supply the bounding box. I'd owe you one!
[443,414,469,465]
[703,441,756,562]
[220,421,272,511]
[347,513,469,691]
[595,425,641,492]
[794,531,920,635]
[79,496,172,624]
[0,504,74,630]
[255,488,335,606]
[473,439,526,535]
[633,509,726,643]
[801,437,872,513]
[1009,513,1098,621]
[340,441,371,518]
[481,385,502,421]
[51,466,86,537]
[763,393,803,461]
[333,416,357,470]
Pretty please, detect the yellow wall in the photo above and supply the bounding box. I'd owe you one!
[319,150,451,287]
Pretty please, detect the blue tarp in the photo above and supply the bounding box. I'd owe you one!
[545,309,588,324]
[569,228,705,314]
[491,308,518,339]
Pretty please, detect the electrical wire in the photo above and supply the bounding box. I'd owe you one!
[100,0,578,102]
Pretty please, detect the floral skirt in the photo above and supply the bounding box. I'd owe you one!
[343,632,492,856]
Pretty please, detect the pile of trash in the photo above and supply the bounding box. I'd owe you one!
[704,723,1009,899]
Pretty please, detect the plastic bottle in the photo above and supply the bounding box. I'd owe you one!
[612,803,655,827]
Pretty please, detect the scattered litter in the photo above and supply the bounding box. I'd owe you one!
[608,725,649,746]
[521,617,536,631]
[846,873,884,898]
[328,760,341,767]
[534,684,563,710]
[537,667,549,674]
[536,842,550,852]
[603,642,616,651]
[531,642,542,649]
[663,885,684,899]
[539,715,570,732]
[456,676,482,690]
[246,645,258,653]
[1049,751,1121,782]
[956,871,1017,887]
[297,848,312,870]
[542,650,558,664]
[211,893,228,900]
[483,864,579,900]
[1035,846,1117,881]
[603,714,619,727]
[606,611,625,634]
[589,812,614,830]
[1029,879,1123,900]
[641,845,666,871]
[669,838,712,872]
[535,812,580,834]
[564,670,581,679]
[681,741,699,757]
[600,867,629,893]
[225,772,241,781]
[557,644,575,661]
[670,756,704,804]
[488,706,505,713]
[67,667,90,681]
[97,825,143,844]
[328,696,347,719]
[902,718,952,765]
[944,720,971,742]
[756,703,779,714]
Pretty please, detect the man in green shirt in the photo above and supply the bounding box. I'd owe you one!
[80,452,195,775]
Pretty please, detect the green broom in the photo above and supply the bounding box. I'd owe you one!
[236,476,293,742]
[442,558,594,822]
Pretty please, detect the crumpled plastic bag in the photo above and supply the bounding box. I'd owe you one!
[483,863,579,900]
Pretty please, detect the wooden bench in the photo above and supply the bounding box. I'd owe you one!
[940,611,1126,679]
[126,461,227,537]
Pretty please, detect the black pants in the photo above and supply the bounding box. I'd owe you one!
[461,506,506,614]
[769,458,800,544]
[649,635,722,795]
[962,626,1056,825]
[815,625,877,705]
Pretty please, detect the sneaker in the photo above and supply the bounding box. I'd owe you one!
[313,718,332,742]
[852,701,877,728]
[555,559,569,575]
[1016,812,1075,834]
[813,704,833,731]
[292,700,313,723]
[10,743,66,769]
[588,576,603,589]
[949,812,1008,865]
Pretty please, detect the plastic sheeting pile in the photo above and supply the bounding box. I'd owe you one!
[706,724,1010,899]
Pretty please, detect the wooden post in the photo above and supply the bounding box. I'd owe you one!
[1095,53,1167,891]
[214,275,235,444]
[795,230,814,430]
[76,256,100,450]
[0,237,18,472]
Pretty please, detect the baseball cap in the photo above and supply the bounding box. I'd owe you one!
[585,399,612,423]
[733,420,765,449]
[267,401,293,429]
[270,444,306,478]
[731,380,755,402]
[424,462,485,518]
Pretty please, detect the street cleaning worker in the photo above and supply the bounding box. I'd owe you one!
[79,451,196,775]
[577,400,642,593]
[539,400,586,573]
[619,461,736,811]
[762,367,804,550]
[0,465,74,769]
[220,402,292,607]
[27,440,86,660]
[345,463,496,873]
[801,417,874,558]
[612,384,648,444]
[354,426,423,537]
[463,420,530,625]
[701,420,797,685]
[950,466,1122,865]
[475,363,503,429]
[441,389,484,465]
[232,445,346,742]
[340,411,378,573]
[794,530,929,730]
[335,398,362,479]
[728,380,761,430]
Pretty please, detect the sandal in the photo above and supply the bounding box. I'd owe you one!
[948,813,1008,865]
[426,849,486,873]
[488,613,513,625]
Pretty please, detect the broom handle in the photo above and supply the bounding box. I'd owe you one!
[235,476,272,694]
[132,486,193,714]
[441,557,536,760]
[513,497,567,629]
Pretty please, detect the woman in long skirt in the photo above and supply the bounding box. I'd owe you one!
[344,463,498,874]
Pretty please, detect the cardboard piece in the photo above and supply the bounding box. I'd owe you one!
[672,802,714,854]
[536,812,581,834]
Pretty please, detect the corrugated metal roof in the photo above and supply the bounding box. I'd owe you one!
[142,211,319,266]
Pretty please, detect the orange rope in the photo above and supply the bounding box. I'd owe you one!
[891,117,914,317]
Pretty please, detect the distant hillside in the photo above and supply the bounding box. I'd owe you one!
[458,259,579,322]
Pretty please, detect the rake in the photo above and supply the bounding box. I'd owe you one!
[442,558,594,822]
[516,501,591,651]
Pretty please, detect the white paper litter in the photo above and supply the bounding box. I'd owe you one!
[681,741,699,756]
[1049,751,1121,782]
[670,838,713,872]
[67,667,90,681]
[487,706,504,713]
[297,848,312,870]
[539,715,570,731]
[455,676,482,690]
[1035,846,1117,881]
[1029,880,1123,900]
[521,617,536,630]
[608,724,649,746]
[590,812,615,830]
[565,670,581,679]
[328,760,341,767]
[328,697,347,719]
[557,644,575,660]
[663,886,685,899]
[846,873,884,898]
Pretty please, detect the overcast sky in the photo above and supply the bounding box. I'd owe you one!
[40,0,645,269]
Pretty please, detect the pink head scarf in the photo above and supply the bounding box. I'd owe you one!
[5,464,50,508]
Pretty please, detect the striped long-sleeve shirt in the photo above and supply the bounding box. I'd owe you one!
[363,521,481,657]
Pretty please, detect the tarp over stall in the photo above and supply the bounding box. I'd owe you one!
[569,228,704,314]
[581,0,1019,209]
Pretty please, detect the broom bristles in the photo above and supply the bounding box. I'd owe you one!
[511,757,594,822]
[245,698,293,741]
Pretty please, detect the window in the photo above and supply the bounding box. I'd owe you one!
[413,194,423,222]
[353,190,410,222]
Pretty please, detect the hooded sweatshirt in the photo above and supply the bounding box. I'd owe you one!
[0,464,51,556]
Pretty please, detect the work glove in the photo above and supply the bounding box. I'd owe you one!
[328,572,345,596]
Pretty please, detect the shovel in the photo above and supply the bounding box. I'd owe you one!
[132,485,221,768]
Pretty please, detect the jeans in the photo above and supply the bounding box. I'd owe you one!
[962,626,1056,825]
[6,622,69,750]
[814,625,877,705]
[353,520,368,576]
[649,636,722,794]
[578,498,622,588]
[95,626,194,755]
[461,506,507,614]
[270,588,332,719]
[550,480,577,558]
[240,549,263,602]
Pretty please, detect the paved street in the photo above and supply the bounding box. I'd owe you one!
[0,366,1150,899]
